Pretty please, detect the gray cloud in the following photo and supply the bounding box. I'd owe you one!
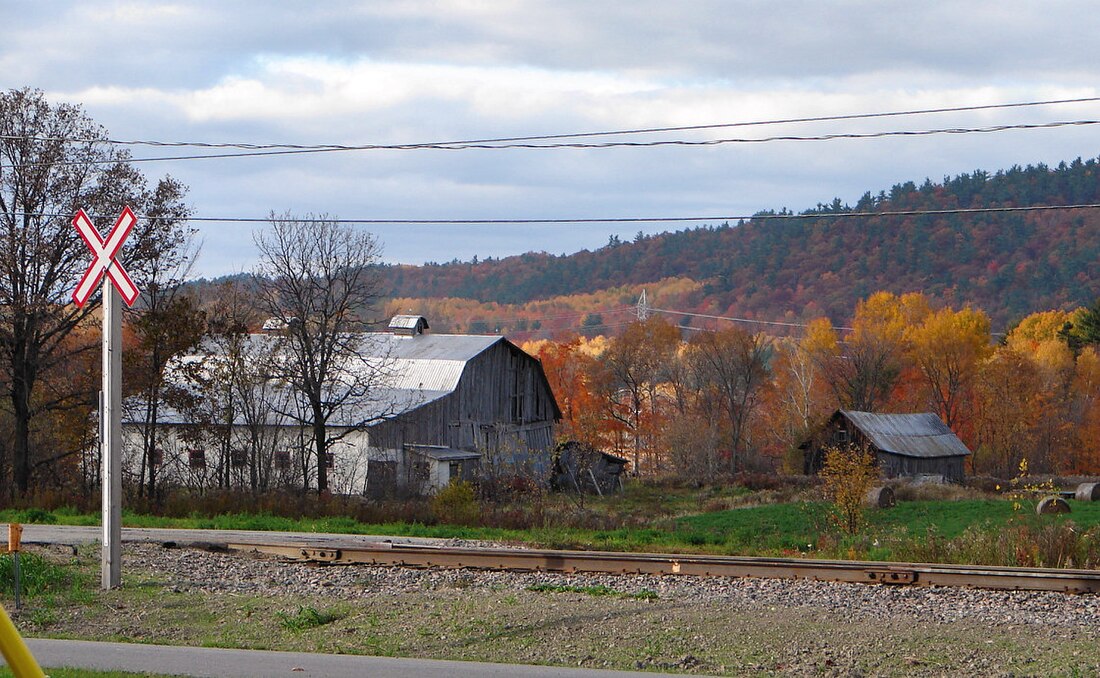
[4,1,1100,277]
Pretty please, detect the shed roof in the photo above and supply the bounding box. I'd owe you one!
[839,410,971,459]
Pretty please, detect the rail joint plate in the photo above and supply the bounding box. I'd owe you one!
[866,569,917,584]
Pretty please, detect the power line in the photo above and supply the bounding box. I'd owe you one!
[649,307,855,332]
[5,119,1099,169]
[11,201,1100,226]
[6,95,1099,151]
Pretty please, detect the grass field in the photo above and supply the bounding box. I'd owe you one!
[3,491,1099,568]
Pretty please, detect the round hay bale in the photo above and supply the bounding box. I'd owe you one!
[865,486,896,508]
[1075,482,1100,502]
[1036,496,1071,515]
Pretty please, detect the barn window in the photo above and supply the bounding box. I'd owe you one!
[149,448,163,467]
[324,451,335,469]
[274,450,291,470]
[188,449,206,470]
[230,449,248,468]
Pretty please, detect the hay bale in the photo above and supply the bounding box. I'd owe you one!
[1075,482,1100,502]
[1036,496,1071,515]
[865,486,896,508]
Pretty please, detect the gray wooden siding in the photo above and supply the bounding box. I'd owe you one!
[368,341,557,457]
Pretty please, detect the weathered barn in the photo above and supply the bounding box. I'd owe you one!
[801,410,971,482]
[123,316,561,496]
[361,316,562,495]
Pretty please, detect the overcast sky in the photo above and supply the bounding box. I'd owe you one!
[4,1,1099,278]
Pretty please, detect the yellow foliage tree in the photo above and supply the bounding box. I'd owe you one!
[820,445,879,535]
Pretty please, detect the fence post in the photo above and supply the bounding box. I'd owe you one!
[7,524,21,610]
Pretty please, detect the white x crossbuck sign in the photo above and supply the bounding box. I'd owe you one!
[72,206,141,307]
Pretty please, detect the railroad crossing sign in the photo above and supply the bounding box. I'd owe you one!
[72,206,140,307]
[71,206,139,590]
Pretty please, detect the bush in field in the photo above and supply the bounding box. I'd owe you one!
[820,445,878,534]
[430,481,481,526]
[899,520,1100,568]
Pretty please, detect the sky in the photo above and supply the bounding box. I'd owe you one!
[4,1,1100,278]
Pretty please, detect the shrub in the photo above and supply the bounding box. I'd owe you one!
[820,445,878,534]
[430,481,481,526]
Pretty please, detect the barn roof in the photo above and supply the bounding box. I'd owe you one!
[126,330,561,426]
[839,410,971,459]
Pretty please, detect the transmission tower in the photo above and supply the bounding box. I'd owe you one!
[636,289,650,321]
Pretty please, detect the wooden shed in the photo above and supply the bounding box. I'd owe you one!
[801,410,971,482]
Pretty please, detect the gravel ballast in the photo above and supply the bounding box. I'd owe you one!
[19,542,1100,676]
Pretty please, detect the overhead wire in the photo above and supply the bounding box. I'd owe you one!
[3,119,1100,169]
[4,94,1099,151]
[12,200,1100,226]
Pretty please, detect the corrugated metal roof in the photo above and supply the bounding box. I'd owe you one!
[128,332,507,427]
[841,410,971,459]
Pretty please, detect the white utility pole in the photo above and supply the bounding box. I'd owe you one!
[101,284,122,589]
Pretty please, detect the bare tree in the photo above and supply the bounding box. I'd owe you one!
[125,188,201,501]
[684,327,772,472]
[0,87,190,496]
[253,213,389,495]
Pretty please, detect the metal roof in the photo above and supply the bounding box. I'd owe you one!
[388,315,430,334]
[126,332,510,427]
[840,410,971,459]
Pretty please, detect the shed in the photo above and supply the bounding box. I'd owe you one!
[801,410,971,482]
[551,440,629,495]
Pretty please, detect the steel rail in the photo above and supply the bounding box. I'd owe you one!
[224,541,1100,594]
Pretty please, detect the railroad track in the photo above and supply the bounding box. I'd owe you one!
[225,540,1100,595]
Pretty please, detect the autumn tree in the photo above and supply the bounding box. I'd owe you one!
[906,306,992,432]
[591,317,680,472]
[0,88,190,496]
[809,294,919,412]
[683,326,771,472]
[253,213,390,495]
[768,322,838,468]
[532,336,602,446]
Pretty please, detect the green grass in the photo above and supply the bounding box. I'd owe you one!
[5,497,1100,566]
[527,583,658,600]
[276,604,347,631]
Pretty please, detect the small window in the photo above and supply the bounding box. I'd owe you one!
[449,461,462,481]
[149,448,163,467]
[188,449,206,470]
[230,449,248,468]
[274,451,291,470]
[324,451,335,469]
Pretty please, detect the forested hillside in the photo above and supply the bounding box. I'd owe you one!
[380,158,1100,330]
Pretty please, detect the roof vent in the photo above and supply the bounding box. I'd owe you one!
[389,315,429,336]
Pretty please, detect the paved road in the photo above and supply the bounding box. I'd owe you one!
[16,523,436,549]
[20,639,690,677]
